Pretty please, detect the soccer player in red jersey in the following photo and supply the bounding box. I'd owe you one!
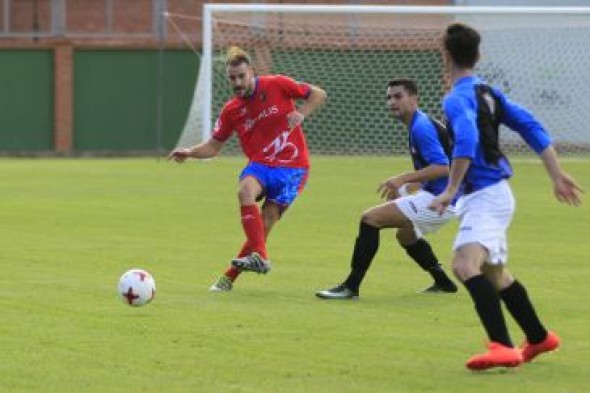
[168,46,326,292]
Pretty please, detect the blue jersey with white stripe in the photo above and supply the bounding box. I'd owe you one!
[408,109,450,196]
[443,75,552,192]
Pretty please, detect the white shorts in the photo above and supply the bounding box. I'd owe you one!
[394,190,456,238]
[453,179,515,264]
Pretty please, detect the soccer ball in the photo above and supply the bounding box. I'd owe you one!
[117,269,156,307]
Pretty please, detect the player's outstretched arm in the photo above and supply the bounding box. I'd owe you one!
[540,146,584,206]
[168,138,224,164]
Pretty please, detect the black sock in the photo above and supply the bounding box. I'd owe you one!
[464,275,513,347]
[403,239,453,286]
[343,221,379,293]
[500,280,547,344]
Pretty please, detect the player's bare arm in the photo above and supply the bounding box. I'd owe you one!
[428,158,471,214]
[378,164,449,200]
[287,85,327,129]
[539,146,584,206]
[168,138,224,163]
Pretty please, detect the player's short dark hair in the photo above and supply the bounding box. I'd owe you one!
[444,23,481,68]
[387,78,418,96]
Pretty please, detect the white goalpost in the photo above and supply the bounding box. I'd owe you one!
[175,4,590,156]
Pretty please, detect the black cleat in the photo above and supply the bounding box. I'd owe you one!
[316,284,359,300]
[420,281,458,293]
[231,252,271,274]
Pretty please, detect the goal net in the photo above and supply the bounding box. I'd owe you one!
[175,5,590,156]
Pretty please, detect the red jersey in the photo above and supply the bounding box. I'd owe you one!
[212,75,312,168]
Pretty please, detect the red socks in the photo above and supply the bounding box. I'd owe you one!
[223,205,267,282]
[239,204,267,259]
[224,266,241,281]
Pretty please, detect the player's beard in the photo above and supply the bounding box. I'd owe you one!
[233,87,244,96]
[235,86,251,98]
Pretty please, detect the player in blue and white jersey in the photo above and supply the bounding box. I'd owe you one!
[429,23,583,371]
[316,78,457,300]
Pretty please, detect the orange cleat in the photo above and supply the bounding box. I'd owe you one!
[520,331,560,363]
[466,342,523,371]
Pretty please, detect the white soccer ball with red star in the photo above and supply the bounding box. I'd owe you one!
[117,269,156,307]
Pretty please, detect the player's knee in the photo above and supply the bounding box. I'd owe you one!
[237,187,258,204]
[360,210,381,227]
[451,264,467,282]
[451,258,479,282]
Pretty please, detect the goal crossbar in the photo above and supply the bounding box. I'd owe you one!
[189,4,590,154]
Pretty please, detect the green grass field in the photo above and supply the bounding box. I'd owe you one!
[1,157,589,393]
